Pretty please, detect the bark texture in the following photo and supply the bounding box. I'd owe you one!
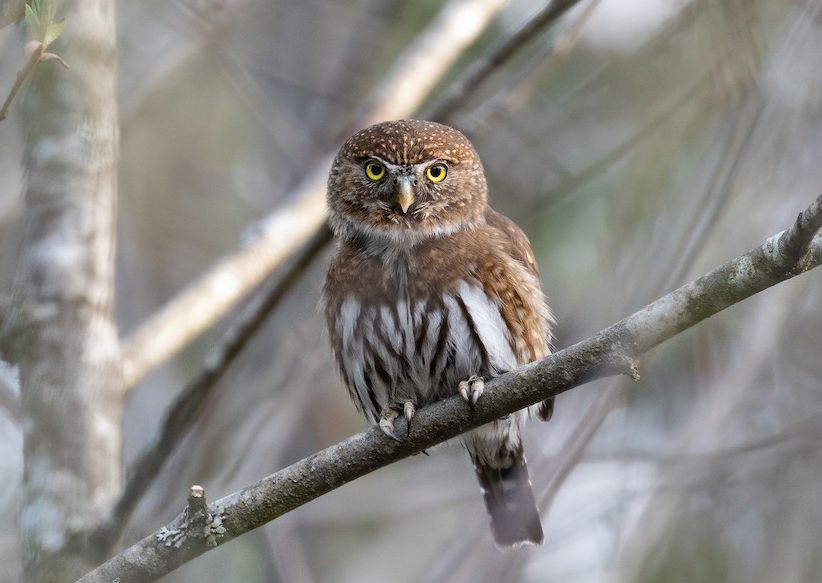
[4,1,122,581]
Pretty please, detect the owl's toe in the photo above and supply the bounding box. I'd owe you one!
[379,408,401,441]
[470,378,484,405]
[459,375,485,408]
[403,401,416,436]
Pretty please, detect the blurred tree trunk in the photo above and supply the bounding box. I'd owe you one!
[6,1,122,581]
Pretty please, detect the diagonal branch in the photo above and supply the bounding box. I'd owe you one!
[432,0,587,122]
[77,196,822,583]
[778,193,822,271]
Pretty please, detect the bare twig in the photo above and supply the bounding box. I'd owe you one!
[432,0,587,122]
[461,0,604,131]
[77,197,822,583]
[0,44,42,123]
[778,193,822,271]
[119,0,509,390]
[362,0,508,126]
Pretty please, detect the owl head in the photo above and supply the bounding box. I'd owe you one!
[327,119,488,245]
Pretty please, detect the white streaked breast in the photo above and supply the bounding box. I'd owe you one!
[332,280,521,418]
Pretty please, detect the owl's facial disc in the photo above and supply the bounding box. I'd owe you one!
[328,119,489,244]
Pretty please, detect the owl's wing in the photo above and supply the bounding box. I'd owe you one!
[484,208,554,421]
[485,208,541,281]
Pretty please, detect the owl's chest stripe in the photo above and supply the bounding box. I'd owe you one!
[427,298,451,382]
[333,283,519,417]
[455,295,492,376]
[413,300,431,358]
[360,364,381,415]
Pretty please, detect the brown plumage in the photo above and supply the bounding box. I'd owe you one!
[322,119,554,546]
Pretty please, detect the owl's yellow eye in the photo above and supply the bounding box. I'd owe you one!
[426,163,447,183]
[364,160,386,181]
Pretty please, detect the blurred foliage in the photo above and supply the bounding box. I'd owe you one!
[2,0,822,582]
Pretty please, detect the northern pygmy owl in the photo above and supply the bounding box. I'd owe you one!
[323,119,554,546]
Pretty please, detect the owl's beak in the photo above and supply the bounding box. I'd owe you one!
[397,178,415,214]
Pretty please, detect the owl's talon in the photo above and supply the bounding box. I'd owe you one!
[403,401,416,436]
[458,380,470,403]
[459,376,484,408]
[470,378,484,405]
[379,408,401,441]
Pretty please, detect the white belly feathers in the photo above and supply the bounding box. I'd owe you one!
[334,280,519,422]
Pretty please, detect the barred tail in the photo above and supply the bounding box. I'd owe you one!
[471,446,544,547]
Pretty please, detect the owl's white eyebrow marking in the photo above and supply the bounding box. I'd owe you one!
[366,157,430,174]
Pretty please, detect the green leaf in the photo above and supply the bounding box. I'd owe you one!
[25,0,65,46]
[43,18,64,46]
[24,4,42,41]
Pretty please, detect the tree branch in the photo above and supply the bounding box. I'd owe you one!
[432,0,587,122]
[119,0,509,390]
[459,0,604,131]
[77,195,822,583]
[778,194,822,272]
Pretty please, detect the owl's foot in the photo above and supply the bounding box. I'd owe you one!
[379,401,416,440]
[458,375,484,408]
[379,408,400,441]
[403,401,416,436]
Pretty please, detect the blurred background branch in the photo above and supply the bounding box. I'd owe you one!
[433,0,585,122]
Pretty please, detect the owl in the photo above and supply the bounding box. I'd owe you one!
[323,119,554,546]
